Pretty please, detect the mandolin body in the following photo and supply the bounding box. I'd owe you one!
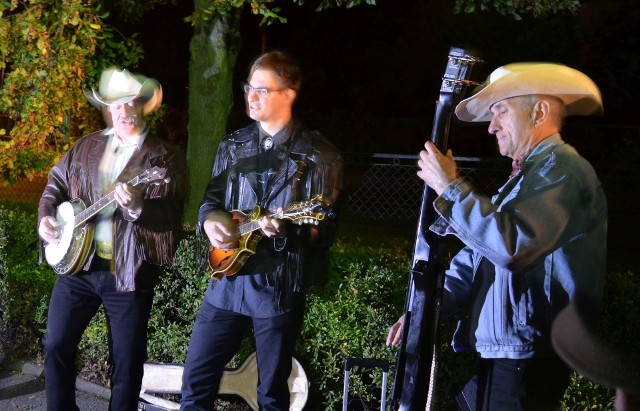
[208,208,264,280]
[207,199,325,280]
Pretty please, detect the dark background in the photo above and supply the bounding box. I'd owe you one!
[128,0,639,163]
[98,0,639,270]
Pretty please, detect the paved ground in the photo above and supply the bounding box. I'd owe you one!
[0,362,111,410]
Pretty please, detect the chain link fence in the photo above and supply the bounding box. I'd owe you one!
[343,154,511,221]
[342,153,639,222]
[1,154,638,224]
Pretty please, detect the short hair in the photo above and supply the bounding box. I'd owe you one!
[248,51,302,94]
[519,94,567,126]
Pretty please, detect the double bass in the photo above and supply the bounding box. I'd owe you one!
[391,47,482,410]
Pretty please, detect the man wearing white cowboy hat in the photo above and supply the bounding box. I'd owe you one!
[387,62,608,410]
[38,67,186,411]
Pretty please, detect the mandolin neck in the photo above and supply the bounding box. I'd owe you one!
[237,210,285,236]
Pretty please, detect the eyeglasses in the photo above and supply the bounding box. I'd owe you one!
[242,82,286,97]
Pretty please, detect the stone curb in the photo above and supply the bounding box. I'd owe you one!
[21,362,111,400]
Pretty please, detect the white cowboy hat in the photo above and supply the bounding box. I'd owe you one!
[455,62,603,122]
[551,300,640,396]
[83,67,163,115]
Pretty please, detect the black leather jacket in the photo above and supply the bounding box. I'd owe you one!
[198,121,343,308]
[38,129,186,291]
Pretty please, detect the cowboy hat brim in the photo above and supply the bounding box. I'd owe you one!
[455,62,603,122]
[83,68,163,115]
[551,301,640,395]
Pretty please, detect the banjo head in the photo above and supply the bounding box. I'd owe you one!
[44,201,77,265]
[44,198,92,275]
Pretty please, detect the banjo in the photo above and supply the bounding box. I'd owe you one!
[44,167,167,275]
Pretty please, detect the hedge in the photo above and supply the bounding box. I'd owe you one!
[0,203,627,410]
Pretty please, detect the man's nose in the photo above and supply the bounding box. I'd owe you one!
[247,90,260,101]
[488,119,498,134]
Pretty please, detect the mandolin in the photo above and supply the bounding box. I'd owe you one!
[391,47,482,410]
[44,167,167,275]
[207,196,326,280]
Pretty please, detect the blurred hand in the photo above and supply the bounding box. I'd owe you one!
[38,216,60,244]
[114,182,143,215]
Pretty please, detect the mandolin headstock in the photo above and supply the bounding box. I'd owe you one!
[280,195,327,225]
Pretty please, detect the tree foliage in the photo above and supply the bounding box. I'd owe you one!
[0,0,143,183]
[187,0,378,27]
[0,0,587,202]
[453,0,581,19]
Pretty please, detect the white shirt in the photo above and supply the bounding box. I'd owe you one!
[94,126,148,259]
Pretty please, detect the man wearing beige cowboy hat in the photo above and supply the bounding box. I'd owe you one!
[38,67,186,411]
[552,299,640,411]
[387,62,607,410]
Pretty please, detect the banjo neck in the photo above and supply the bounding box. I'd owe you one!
[74,168,166,227]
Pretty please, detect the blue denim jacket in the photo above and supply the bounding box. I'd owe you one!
[430,134,607,359]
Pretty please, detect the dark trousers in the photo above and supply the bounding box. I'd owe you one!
[180,299,305,411]
[43,268,155,411]
[454,356,571,411]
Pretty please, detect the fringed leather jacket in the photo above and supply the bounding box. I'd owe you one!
[197,121,343,315]
[38,129,186,291]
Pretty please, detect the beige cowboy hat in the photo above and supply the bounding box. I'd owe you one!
[83,67,163,115]
[551,300,640,396]
[455,62,603,122]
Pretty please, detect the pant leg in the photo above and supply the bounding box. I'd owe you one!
[102,283,155,411]
[180,300,249,411]
[43,274,102,411]
[253,302,305,411]
[519,356,570,410]
[455,356,570,411]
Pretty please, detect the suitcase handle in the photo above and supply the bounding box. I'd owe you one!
[343,358,389,411]
[344,357,389,372]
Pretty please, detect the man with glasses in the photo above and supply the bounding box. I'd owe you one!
[180,51,343,410]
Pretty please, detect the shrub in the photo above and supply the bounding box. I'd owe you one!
[0,201,633,410]
[146,231,210,364]
[297,236,410,409]
[0,204,55,362]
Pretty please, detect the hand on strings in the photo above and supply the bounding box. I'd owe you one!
[38,216,60,244]
[417,141,458,196]
[114,182,143,216]
[259,207,285,238]
[204,210,239,250]
[386,314,405,347]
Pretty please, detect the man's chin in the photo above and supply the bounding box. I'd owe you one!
[115,124,140,138]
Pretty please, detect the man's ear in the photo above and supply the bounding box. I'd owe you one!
[285,88,297,103]
[532,99,550,127]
